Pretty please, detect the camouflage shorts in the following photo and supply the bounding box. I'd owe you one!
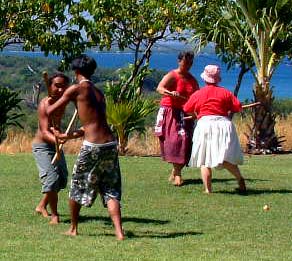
[69,141,122,207]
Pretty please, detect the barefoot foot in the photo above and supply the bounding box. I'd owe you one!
[238,178,247,193]
[116,230,125,241]
[49,215,60,225]
[63,229,78,236]
[168,173,175,183]
[173,175,183,186]
[116,233,125,241]
[35,207,49,218]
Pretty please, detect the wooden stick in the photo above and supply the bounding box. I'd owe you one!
[43,71,61,164]
[242,102,261,109]
[164,90,187,100]
[183,115,193,120]
[183,102,261,121]
[51,109,78,164]
[183,115,195,120]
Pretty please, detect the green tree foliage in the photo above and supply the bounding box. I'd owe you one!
[1,0,188,147]
[0,86,23,143]
[1,0,197,72]
[71,0,197,97]
[0,0,86,64]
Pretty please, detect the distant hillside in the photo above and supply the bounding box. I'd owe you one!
[0,53,165,98]
[0,55,58,92]
[0,54,164,133]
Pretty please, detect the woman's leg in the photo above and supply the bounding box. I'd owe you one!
[223,161,246,192]
[171,163,184,186]
[201,166,212,193]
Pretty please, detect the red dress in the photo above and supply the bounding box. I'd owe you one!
[154,70,199,165]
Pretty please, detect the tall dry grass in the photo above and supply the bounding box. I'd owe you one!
[0,130,83,155]
[1,116,292,155]
[234,115,292,151]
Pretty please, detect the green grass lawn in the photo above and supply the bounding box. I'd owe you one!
[0,153,292,261]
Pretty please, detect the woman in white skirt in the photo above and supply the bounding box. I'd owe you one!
[183,65,246,193]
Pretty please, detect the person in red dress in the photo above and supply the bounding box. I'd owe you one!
[154,51,199,186]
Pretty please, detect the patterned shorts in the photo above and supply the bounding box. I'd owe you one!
[70,141,122,207]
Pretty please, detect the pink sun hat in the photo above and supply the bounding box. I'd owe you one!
[200,64,221,84]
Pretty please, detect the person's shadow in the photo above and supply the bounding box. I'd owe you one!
[92,230,203,239]
[63,215,203,238]
[181,178,292,195]
[182,177,270,186]
[218,188,292,195]
[63,215,170,225]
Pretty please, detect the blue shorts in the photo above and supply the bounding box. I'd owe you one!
[32,143,68,193]
[69,141,122,207]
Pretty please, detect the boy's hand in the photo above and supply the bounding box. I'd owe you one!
[50,127,68,144]
[47,97,54,105]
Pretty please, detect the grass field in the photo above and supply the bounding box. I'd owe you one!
[0,153,292,260]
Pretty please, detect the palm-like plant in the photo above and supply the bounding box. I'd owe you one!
[192,0,292,153]
[0,86,24,143]
[228,0,292,153]
[104,65,157,154]
[106,98,156,154]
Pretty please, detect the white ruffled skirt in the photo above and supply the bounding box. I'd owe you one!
[189,115,243,168]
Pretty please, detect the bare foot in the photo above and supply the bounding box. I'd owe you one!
[238,178,247,193]
[168,173,175,182]
[35,207,49,218]
[116,234,125,241]
[116,231,125,241]
[49,215,60,225]
[63,228,78,236]
[173,175,183,186]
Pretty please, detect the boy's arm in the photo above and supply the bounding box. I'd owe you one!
[38,99,58,144]
[47,84,77,115]
[50,126,84,142]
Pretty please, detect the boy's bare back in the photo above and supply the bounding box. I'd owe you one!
[48,80,114,144]
[72,80,114,143]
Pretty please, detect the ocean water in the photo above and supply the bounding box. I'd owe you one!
[89,51,292,101]
[3,50,292,100]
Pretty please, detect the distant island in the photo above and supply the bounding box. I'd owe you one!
[2,41,215,56]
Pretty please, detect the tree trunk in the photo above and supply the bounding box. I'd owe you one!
[118,133,128,156]
[244,82,283,154]
[234,62,249,98]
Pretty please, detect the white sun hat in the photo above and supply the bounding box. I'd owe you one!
[200,64,221,84]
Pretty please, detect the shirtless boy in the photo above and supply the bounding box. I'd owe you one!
[47,54,124,240]
[32,72,69,224]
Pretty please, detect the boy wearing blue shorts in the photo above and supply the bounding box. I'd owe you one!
[32,72,69,224]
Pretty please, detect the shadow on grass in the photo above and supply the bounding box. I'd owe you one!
[182,178,270,187]
[217,188,292,195]
[182,178,202,186]
[124,230,203,239]
[89,230,203,239]
[63,215,169,225]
